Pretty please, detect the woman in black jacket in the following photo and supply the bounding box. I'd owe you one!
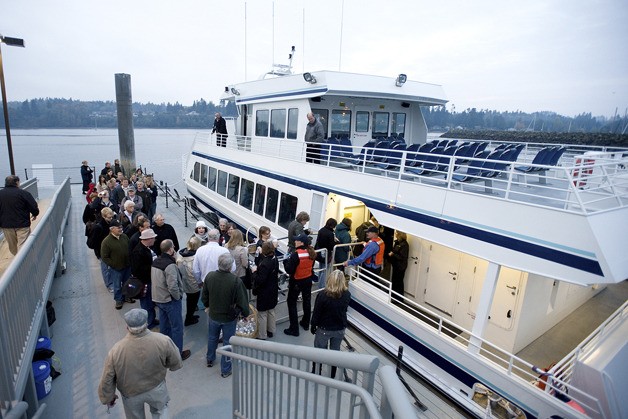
[388,231,409,301]
[310,269,351,378]
[252,241,279,339]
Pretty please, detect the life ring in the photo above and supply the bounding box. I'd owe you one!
[572,158,594,188]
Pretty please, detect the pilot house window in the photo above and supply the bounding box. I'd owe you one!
[256,110,269,137]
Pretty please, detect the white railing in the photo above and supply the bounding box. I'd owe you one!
[191,132,628,215]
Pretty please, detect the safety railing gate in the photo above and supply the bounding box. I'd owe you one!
[218,336,417,419]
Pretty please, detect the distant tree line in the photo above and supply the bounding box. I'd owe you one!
[1,98,237,129]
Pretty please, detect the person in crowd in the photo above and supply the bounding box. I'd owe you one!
[100,161,112,176]
[152,213,179,256]
[283,233,317,337]
[192,220,209,245]
[128,215,151,254]
[105,168,115,181]
[91,190,119,218]
[80,160,93,195]
[251,241,279,340]
[287,211,310,252]
[0,175,40,256]
[226,222,238,239]
[88,207,116,292]
[121,186,143,213]
[101,219,133,309]
[136,180,153,217]
[212,112,228,147]
[201,253,250,377]
[305,112,325,164]
[334,218,352,267]
[106,178,118,202]
[254,225,278,264]
[314,218,338,286]
[86,188,98,205]
[120,201,141,236]
[113,158,124,176]
[129,173,139,187]
[144,175,158,221]
[177,236,202,327]
[98,309,182,418]
[151,239,191,361]
[343,226,385,276]
[192,229,235,283]
[96,174,109,194]
[130,228,159,329]
[354,215,380,256]
[225,229,250,288]
[310,270,351,378]
[112,178,130,204]
[218,218,230,246]
[116,172,124,185]
[388,231,409,301]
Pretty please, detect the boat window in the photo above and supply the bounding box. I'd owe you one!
[254,184,266,216]
[373,112,389,138]
[312,109,329,139]
[217,170,228,196]
[228,174,240,203]
[330,110,351,138]
[392,113,406,136]
[356,111,370,132]
[270,109,286,138]
[193,162,201,182]
[287,108,299,139]
[200,164,208,186]
[278,192,298,229]
[265,188,279,223]
[239,178,254,210]
[255,110,269,137]
[208,166,217,191]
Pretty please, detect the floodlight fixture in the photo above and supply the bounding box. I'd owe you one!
[303,72,317,84]
[395,73,407,87]
[230,87,240,96]
[1,34,26,175]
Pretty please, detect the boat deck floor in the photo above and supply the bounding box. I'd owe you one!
[37,185,470,419]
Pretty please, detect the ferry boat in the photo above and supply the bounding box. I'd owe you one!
[184,64,628,418]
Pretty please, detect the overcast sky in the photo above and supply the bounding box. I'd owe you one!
[2,0,627,117]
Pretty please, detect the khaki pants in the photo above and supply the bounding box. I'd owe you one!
[122,380,170,419]
[257,308,276,339]
[2,227,31,256]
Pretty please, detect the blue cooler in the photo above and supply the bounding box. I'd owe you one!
[32,360,52,399]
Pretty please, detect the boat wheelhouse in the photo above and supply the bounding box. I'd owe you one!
[185,69,628,418]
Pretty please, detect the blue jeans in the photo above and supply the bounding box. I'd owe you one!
[109,266,131,303]
[100,259,113,289]
[206,316,237,375]
[140,285,157,328]
[156,299,184,354]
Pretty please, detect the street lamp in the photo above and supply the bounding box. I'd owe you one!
[0,35,25,176]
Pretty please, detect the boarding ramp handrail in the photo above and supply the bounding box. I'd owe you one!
[0,177,71,418]
[345,261,605,417]
[218,336,418,419]
[192,132,628,215]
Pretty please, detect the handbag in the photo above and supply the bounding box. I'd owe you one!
[227,278,243,320]
[122,276,144,299]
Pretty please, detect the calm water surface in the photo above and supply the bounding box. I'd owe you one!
[0,128,200,185]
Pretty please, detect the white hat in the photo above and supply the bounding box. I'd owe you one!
[196,220,208,229]
[139,229,158,240]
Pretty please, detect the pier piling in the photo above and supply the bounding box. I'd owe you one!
[115,73,137,175]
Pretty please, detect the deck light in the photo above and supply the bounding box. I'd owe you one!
[230,87,240,96]
[303,72,317,84]
[395,74,407,87]
[1,34,25,175]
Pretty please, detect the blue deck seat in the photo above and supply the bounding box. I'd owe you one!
[452,150,491,182]
[406,146,445,175]
[514,146,555,173]
[405,142,435,168]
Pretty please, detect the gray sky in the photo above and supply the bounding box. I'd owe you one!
[3,0,627,117]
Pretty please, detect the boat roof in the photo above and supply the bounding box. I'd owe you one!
[223,70,448,106]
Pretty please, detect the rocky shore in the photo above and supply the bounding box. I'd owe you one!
[440,130,627,148]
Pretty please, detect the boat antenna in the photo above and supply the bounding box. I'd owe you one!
[272,1,275,68]
[339,0,345,71]
[244,1,248,81]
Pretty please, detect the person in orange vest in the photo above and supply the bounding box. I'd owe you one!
[343,226,385,276]
[283,233,317,337]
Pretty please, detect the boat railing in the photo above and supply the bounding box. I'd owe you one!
[0,178,71,418]
[345,263,606,417]
[218,335,417,419]
[193,132,628,216]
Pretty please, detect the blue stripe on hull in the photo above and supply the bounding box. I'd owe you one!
[189,151,603,276]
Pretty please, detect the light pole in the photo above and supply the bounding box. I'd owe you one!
[0,35,25,176]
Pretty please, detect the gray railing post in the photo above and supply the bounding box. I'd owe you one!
[24,167,28,180]
[184,198,188,228]
[165,182,169,209]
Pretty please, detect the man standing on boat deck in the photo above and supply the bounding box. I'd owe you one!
[98,308,182,418]
[305,112,325,164]
[212,112,228,147]
[0,175,39,256]
[343,226,385,277]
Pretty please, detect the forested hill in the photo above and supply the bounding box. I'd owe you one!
[2,98,626,137]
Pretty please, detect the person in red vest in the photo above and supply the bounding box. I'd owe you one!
[283,233,317,337]
[343,226,384,276]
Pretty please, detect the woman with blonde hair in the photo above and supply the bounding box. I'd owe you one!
[178,236,202,326]
[310,269,351,378]
[225,229,250,288]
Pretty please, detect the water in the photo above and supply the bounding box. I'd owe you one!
[0,128,200,185]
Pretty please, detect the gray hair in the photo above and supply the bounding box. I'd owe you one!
[124,200,135,210]
[218,253,234,272]
[152,213,164,223]
[207,229,220,242]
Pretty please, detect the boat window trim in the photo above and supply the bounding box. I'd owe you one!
[287,108,299,140]
[239,178,254,210]
[253,183,266,216]
[227,173,240,203]
[373,111,389,138]
[356,111,370,132]
[216,170,228,196]
[255,109,270,137]
[330,109,351,138]
[392,112,406,136]
[278,192,298,229]
[208,166,217,191]
[265,188,279,223]
[270,109,287,139]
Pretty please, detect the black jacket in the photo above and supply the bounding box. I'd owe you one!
[152,223,179,255]
[311,290,351,331]
[212,117,227,134]
[87,217,112,258]
[314,226,336,263]
[130,242,154,284]
[252,254,279,312]
[0,185,39,228]
[389,239,409,271]
[80,165,93,182]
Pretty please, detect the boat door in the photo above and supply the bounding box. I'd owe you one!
[469,265,521,330]
[309,191,327,232]
[424,243,461,316]
[353,107,372,144]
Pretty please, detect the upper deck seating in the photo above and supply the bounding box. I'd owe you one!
[348,140,377,166]
[405,146,445,175]
[373,142,406,170]
[451,150,491,182]
[514,146,556,173]
[405,142,436,168]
